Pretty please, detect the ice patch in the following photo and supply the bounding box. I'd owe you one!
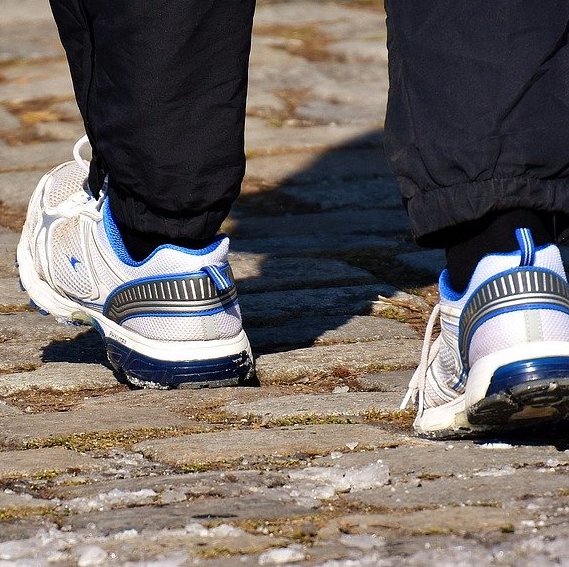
[76,545,108,566]
[258,545,306,564]
[473,465,515,477]
[289,459,389,493]
[339,534,385,550]
[479,442,514,449]
[64,488,157,513]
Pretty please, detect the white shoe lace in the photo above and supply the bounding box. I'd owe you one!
[400,303,441,416]
[73,134,91,173]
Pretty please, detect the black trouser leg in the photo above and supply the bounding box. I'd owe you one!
[384,1,569,248]
[49,0,256,241]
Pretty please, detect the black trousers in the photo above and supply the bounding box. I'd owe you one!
[51,2,569,245]
[385,1,569,247]
[50,0,255,240]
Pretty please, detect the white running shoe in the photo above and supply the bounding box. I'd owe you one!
[402,228,569,437]
[17,136,255,389]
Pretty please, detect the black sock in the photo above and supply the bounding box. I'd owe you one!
[116,221,215,261]
[445,209,555,293]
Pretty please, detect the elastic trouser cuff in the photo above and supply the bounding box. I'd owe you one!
[107,190,230,241]
[405,176,569,248]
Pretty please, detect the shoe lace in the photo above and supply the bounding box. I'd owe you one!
[73,135,91,173]
[400,303,441,416]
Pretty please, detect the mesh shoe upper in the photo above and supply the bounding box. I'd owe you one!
[20,161,243,343]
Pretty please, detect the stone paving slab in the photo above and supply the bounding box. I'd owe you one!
[136,424,401,466]
[0,447,100,479]
[354,370,413,393]
[245,147,390,186]
[49,469,287,501]
[255,340,420,383]
[280,178,401,211]
[231,254,376,293]
[223,392,402,420]
[0,362,116,395]
[0,399,188,447]
[0,21,62,63]
[316,441,569,477]
[65,497,311,534]
[0,140,75,173]
[234,233,398,256]
[0,171,42,209]
[247,315,417,350]
[240,284,411,325]
[2,0,53,23]
[0,232,19,277]
[0,61,73,103]
[245,118,382,154]
[232,209,408,239]
[0,278,29,309]
[347,468,569,511]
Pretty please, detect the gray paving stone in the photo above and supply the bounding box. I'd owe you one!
[0,492,53,512]
[327,39,388,63]
[245,118,382,154]
[239,284,414,325]
[0,140,73,171]
[233,233,398,256]
[0,398,187,447]
[32,121,85,142]
[0,447,100,479]
[135,424,399,466]
[0,106,20,131]
[65,496,311,534]
[279,178,401,211]
[247,315,417,351]
[50,469,287,501]
[0,171,42,208]
[0,21,62,62]
[0,362,117,397]
[347,468,569,511]
[223,392,402,420]
[255,340,421,383]
[354,370,413,393]
[254,2,371,27]
[0,278,28,309]
[233,210,408,240]
[231,253,376,293]
[0,231,19,278]
[0,61,73,103]
[2,0,53,23]
[397,249,446,278]
[316,442,568,479]
[245,148,391,186]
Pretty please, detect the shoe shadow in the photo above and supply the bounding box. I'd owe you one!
[230,128,435,356]
[472,424,569,451]
[41,328,110,366]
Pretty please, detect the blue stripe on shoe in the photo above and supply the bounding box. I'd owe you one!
[515,228,535,267]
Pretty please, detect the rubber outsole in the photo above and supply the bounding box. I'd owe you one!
[106,338,256,390]
[416,357,569,439]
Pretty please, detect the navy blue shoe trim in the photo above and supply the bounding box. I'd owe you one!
[487,357,569,397]
[105,338,255,388]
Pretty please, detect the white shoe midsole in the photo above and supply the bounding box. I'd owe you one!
[17,237,252,363]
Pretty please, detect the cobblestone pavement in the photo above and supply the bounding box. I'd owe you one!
[1,1,569,565]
